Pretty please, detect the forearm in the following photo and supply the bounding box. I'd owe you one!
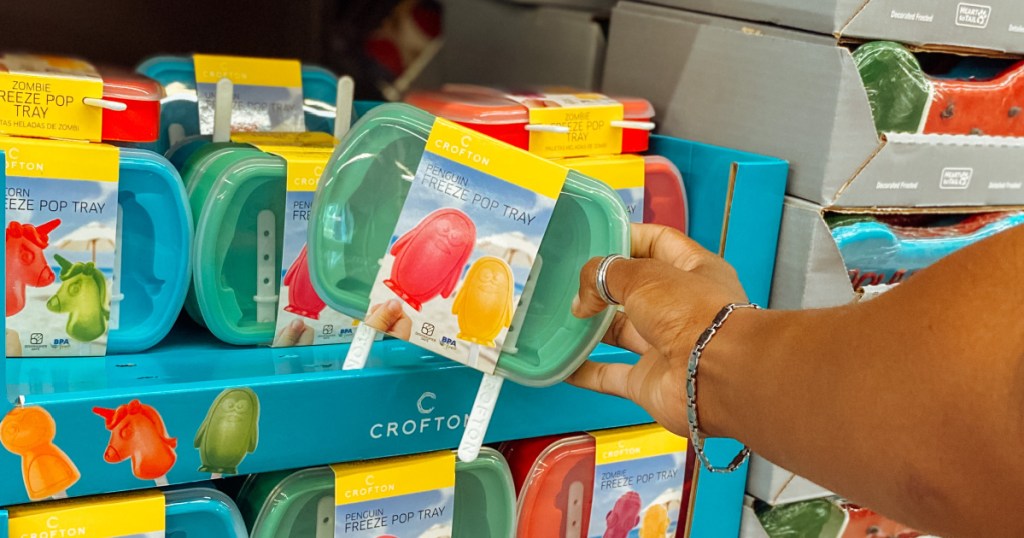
[699,225,1024,536]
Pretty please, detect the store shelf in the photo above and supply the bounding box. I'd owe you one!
[0,134,787,537]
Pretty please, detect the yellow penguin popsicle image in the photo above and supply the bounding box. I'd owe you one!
[639,503,670,538]
[452,256,514,347]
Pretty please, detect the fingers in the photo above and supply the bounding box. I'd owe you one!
[630,223,722,272]
[274,318,309,347]
[365,298,407,334]
[565,360,633,399]
[601,311,652,355]
[572,255,656,319]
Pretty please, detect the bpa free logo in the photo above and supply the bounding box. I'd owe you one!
[940,167,973,189]
[956,3,992,28]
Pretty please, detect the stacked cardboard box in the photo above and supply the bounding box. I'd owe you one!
[603,1,1024,532]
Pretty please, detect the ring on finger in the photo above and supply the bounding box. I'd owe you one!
[596,254,626,306]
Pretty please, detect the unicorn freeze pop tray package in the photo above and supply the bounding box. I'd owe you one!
[3,137,119,357]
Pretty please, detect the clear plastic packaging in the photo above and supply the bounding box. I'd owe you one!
[165,487,249,538]
[854,41,1024,136]
[754,497,924,538]
[308,103,630,386]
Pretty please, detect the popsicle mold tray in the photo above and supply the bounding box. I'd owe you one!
[308,104,631,386]
[237,448,516,538]
[136,56,339,153]
[855,41,1024,137]
[179,142,287,345]
[166,487,249,538]
[112,149,193,354]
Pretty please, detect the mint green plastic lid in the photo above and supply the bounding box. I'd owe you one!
[239,448,516,538]
[308,103,629,386]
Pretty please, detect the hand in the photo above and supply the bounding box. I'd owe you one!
[6,329,22,357]
[274,318,315,346]
[567,224,748,436]
[366,298,413,340]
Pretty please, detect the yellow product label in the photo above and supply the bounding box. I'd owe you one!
[231,131,337,152]
[333,451,456,505]
[194,54,303,88]
[0,54,104,141]
[591,424,688,466]
[9,490,165,537]
[282,151,331,192]
[521,93,625,158]
[426,118,567,199]
[0,136,118,182]
[560,154,645,190]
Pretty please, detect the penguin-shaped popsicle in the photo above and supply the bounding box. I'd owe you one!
[384,209,476,311]
[452,256,514,347]
[604,491,642,538]
[194,387,260,476]
[0,405,80,500]
[283,245,326,320]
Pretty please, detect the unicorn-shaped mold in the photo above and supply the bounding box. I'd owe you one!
[47,254,110,342]
[6,219,61,317]
[93,399,177,483]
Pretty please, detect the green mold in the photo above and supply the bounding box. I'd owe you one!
[195,387,260,475]
[853,41,931,134]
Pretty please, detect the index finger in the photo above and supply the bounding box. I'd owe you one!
[630,223,715,271]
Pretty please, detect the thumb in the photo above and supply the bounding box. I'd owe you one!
[274,318,308,347]
[365,299,406,334]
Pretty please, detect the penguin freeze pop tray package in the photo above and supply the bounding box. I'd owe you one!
[309,104,629,460]
[2,137,120,356]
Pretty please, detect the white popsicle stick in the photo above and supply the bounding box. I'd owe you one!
[610,119,656,131]
[343,323,377,370]
[565,481,585,538]
[154,476,169,487]
[213,78,233,143]
[83,97,127,112]
[316,496,335,538]
[254,209,278,323]
[167,123,186,147]
[50,491,68,500]
[209,472,223,480]
[458,373,504,462]
[334,75,355,141]
[110,204,124,330]
[502,255,542,354]
[525,124,570,134]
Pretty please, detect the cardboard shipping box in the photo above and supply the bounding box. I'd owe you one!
[603,2,1024,208]
[419,0,608,91]
[634,0,1024,56]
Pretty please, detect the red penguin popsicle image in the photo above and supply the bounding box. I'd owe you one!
[6,219,61,317]
[384,208,476,311]
[283,244,326,320]
[604,491,642,538]
[93,400,177,484]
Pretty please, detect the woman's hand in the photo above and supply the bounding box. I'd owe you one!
[567,223,748,436]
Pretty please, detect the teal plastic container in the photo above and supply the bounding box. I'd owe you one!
[166,487,249,537]
[308,103,630,386]
[109,148,192,354]
[136,56,340,154]
[178,142,289,344]
[237,448,516,537]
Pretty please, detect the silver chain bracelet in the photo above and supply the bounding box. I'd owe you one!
[686,302,760,473]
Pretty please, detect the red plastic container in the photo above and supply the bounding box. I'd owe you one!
[97,66,163,143]
[0,59,162,143]
[406,85,655,155]
[642,156,688,235]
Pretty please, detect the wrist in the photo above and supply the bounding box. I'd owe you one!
[690,306,791,439]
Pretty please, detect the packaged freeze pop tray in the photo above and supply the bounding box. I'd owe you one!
[136,55,341,154]
[2,139,191,356]
[405,85,655,157]
[0,54,163,143]
[178,131,363,347]
[854,41,1024,137]
[308,103,629,461]
[501,428,693,538]
[236,448,516,538]
[828,211,1024,289]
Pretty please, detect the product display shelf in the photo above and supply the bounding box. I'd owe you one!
[0,135,788,538]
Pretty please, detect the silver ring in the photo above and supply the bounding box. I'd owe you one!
[596,254,625,306]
